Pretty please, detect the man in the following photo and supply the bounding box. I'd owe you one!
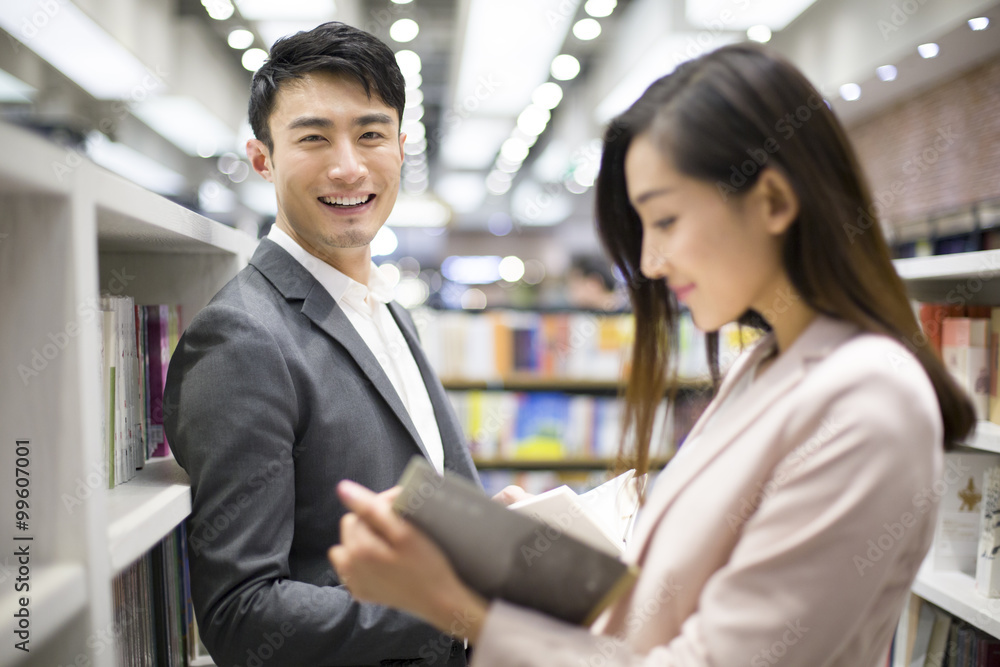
[164,22,479,667]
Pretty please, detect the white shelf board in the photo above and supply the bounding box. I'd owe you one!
[913,558,1000,638]
[894,250,1000,282]
[966,421,1000,454]
[190,656,217,666]
[0,122,74,197]
[0,563,87,666]
[93,167,257,257]
[106,457,191,573]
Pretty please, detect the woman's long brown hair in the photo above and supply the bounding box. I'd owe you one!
[596,44,975,479]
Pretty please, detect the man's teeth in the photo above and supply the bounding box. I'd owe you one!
[321,195,370,206]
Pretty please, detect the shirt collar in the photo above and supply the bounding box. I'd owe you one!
[266,225,391,306]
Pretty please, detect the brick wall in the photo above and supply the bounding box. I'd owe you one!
[846,54,1000,228]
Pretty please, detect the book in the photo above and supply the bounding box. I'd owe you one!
[392,456,638,626]
[909,599,935,667]
[935,452,1000,574]
[976,466,1000,597]
[923,608,951,667]
[508,469,644,557]
[942,317,989,420]
[991,308,1000,426]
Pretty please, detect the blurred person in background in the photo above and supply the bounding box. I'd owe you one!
[566,254,628,311]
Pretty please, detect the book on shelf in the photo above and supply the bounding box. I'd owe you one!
[99,298,181,488]
[942,317,990,421]
[113,523,195,667]
[420,308,761,384]
[393,456,638,626]
[895,597,1000,667]
[507,469,644,557]
[448,390,684,462]
[420,309,635,381]
[935,452,1000,574]
[990,309,1000,425]
[977,466,1000,598]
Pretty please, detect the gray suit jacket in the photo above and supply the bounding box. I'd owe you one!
[164,239,480,667]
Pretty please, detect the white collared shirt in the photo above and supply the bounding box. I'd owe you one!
[267,225,445,474]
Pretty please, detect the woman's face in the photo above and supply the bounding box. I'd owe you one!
[624,132,791,332]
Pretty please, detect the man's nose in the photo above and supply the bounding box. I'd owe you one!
[328,142,368,183]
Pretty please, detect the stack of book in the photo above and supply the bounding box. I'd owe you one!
[99,296,181,488]
[917,302,997,423]
[112,524,197,667]
[419,309,637,381]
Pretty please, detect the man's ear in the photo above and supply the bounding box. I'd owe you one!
[753,167,800,236]
[398,131,406,163]
[247,138,274,182]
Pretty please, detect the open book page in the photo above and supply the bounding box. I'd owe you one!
[508,470,645,557]
[393,457,638,626]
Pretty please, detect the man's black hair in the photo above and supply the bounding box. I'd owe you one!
[249,21,406,153]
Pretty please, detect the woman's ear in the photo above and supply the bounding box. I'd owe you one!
[752,167,800,236]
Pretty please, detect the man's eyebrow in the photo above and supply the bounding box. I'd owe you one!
[354,112,394,127]
[287,116,333,131]
[285,114,394,131]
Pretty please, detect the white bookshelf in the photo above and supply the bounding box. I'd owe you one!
[106,458,192,574]
[0,121,254,666]
[892,254,1000,655]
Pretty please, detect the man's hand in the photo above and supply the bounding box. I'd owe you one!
[492,485,534,506]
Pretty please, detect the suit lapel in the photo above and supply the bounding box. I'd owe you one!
[249,240,432,463]
[388,303,480,484]
[628,316,859,560]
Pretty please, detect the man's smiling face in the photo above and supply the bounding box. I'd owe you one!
[249,70,405,266]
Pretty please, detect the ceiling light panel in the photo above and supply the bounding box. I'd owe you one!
[440,118,514,170]
[451,0,582,117]
[235,0,336,21]
[685,0,819,30]
[0,0,165,100]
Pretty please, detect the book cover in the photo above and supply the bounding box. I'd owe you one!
[935,452,1000,574]
[991,308,1000,426]
[393,456,638,626]
[942,317,989,420]
[977,466,1000,598]
[922,609,951,667]
[908,599,935,667]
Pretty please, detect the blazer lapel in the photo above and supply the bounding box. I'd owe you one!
[628,316,859,560]
[249,240,432,463]
[387,303,480,483]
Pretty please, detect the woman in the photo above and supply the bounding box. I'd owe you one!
[328,43,975,666]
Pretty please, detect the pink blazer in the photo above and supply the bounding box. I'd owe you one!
[474,315,944,666]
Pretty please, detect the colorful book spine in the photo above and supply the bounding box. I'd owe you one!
[942,317,989,420]
[976,466,1000,598]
